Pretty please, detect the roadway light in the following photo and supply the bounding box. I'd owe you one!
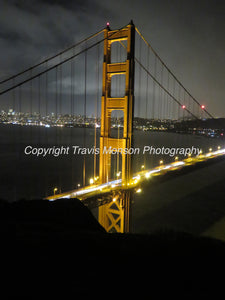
[53,187,58,195]
[209,148,212,152]
[141,165,145,169]
[89,178,94,185]
[145,172,150,179]
[77,183,80,188]
[175,156,178,161]
[159,160,163,165]
[136,188,142,193]
[218,146,221,150]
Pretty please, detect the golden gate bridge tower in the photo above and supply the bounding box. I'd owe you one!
[98,21,135,233]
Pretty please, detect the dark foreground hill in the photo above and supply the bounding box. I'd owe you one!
[1,198,225,298]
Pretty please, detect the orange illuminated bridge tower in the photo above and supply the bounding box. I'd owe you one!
[98,21,135,233]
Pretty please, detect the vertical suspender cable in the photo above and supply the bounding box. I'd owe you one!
[159,62,163,121]
[59,55,62,193]
[56,65,61,193]
[94,41,99,180]
[138,35,142,118]
[152,55,157,120]
[83,47,87,187]
[12,78,16,201]
[144,46,150,169]
[45,63,48,197]
[145,46,149,120]
[30,69,33,199]
[59,56,62,193]
[71,50,74,188]
[38,74,42,197]
[166,72,169,121]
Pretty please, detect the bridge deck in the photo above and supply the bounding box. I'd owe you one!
[45,148,225,202]
[132,153,225,241]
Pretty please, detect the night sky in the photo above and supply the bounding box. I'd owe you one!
[0,0,225,117]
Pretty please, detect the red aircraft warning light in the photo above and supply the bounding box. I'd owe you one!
[201,105,205,109]
[182,105,186,109]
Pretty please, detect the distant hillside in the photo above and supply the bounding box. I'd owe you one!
[176,118,225,130]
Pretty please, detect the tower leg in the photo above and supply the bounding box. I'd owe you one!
[98,191,131,233]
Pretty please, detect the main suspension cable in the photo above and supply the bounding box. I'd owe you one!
[135,26,214,119]
[0,23,130,96]
[0,29,104,85]
[135,57,198,120]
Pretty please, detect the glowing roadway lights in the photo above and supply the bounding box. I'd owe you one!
[53,187,58,195]
[46,147,225,202]
[145,172,151,179]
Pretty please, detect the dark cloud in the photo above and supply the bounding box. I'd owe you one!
[0,0,224,116]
